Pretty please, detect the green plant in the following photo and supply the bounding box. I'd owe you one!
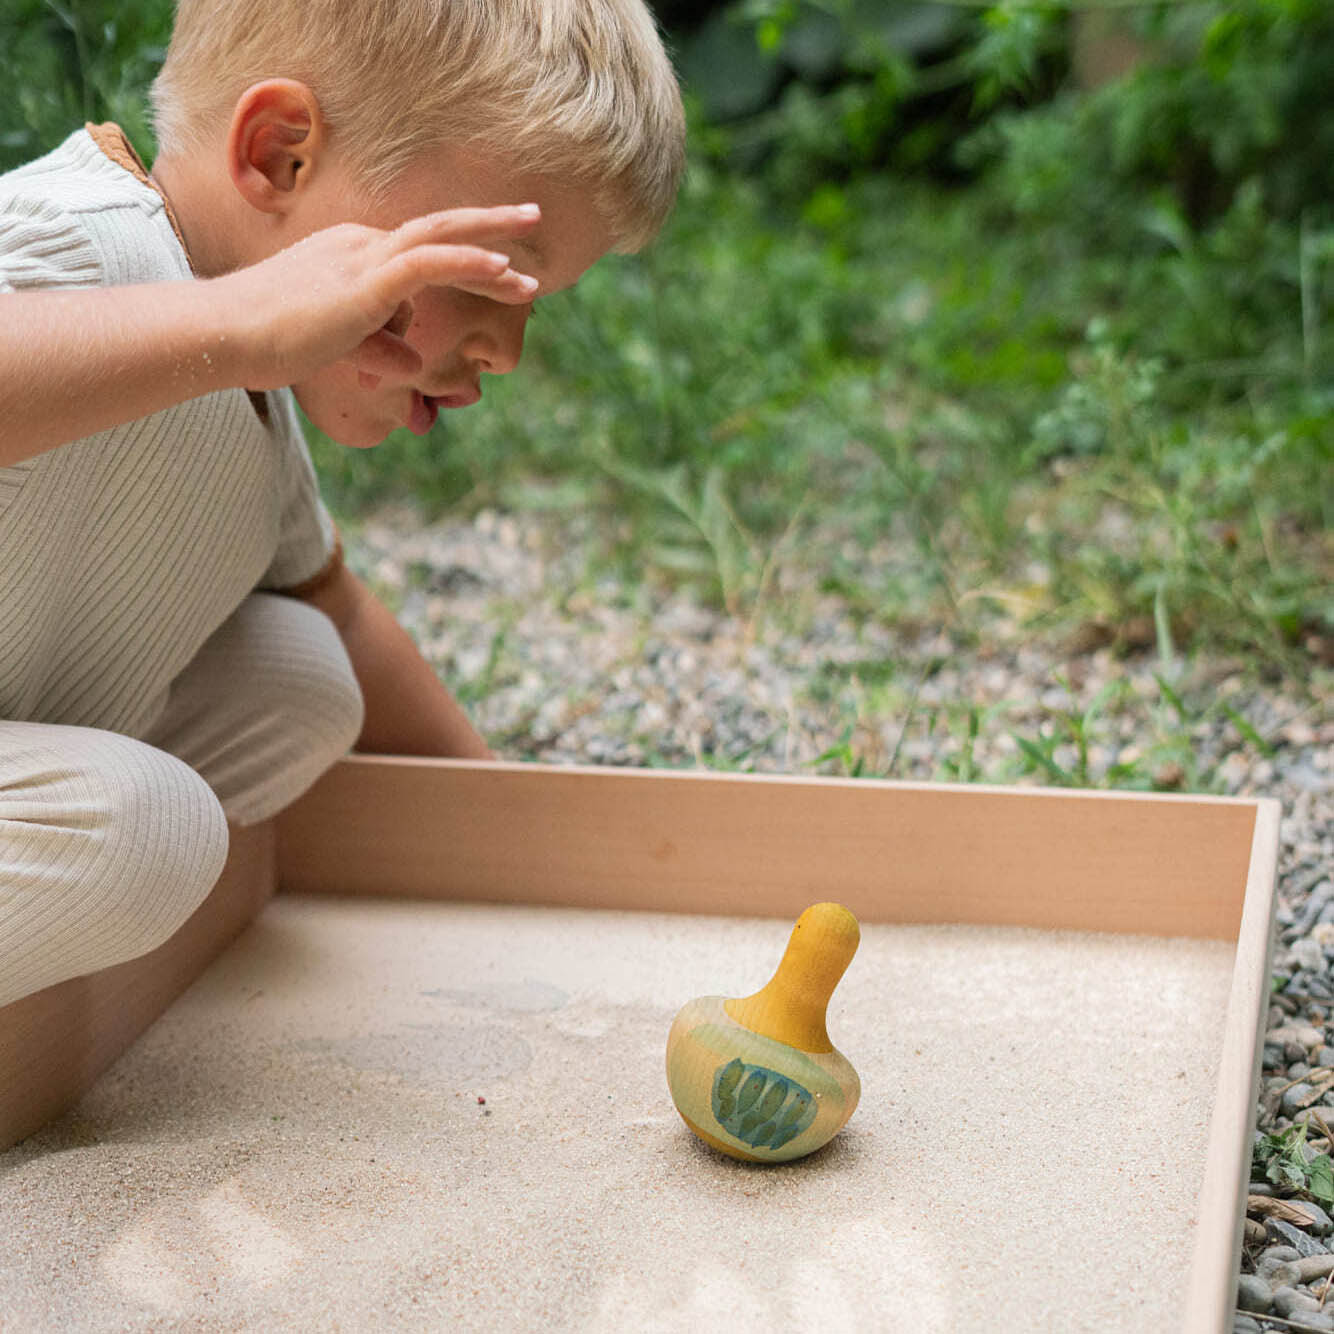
[999,669,1282,793]
[3,0,1328,727]
[450,621,515,709]
[928,700,1014,785]
[1254,1121,1334,1210]
[0,0,172,168]
[1007,675,1133,788]
[965,0,1334,230]
[812,722,873,779]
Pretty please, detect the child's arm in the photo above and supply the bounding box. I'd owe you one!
[297,560,493,759]
[0,206,539,468]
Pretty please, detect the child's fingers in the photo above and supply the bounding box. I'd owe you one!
[450,267,541,303]
[380,244,539,305]
[349,326,424,382]
[391,205,541,253]
[383,299,414,339]
[348,306,416,388]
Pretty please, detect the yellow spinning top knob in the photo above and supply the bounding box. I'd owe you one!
[665,902,861,1163]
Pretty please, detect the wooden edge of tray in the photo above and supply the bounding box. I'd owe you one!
[276,755,1260,942]
[1182,795,1282,1334]
[0,820,276,1153]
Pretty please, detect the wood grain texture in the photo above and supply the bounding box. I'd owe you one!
[0,820,276,1151]
[723,902,859,1053]
[1183,796,1282,1333]
[277,756,1259,941]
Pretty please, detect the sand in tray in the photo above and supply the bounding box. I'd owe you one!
[0,897,1234,1332]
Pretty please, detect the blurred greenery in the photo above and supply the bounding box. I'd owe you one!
[0,0,171,162]
[2,0,1330,692]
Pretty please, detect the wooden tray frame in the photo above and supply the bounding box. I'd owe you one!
[0,755,1281,1334]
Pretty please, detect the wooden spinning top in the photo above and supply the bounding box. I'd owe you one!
[666,902,861,1163]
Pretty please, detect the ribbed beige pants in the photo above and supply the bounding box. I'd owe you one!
[0,594,363,1007]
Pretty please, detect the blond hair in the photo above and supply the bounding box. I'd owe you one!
[150,0,685,250]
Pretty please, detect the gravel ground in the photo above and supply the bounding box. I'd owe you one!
[345,502,1332,1332]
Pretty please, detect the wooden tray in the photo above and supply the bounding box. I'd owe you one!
[0,756,1280,1332]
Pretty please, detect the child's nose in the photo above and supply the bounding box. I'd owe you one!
[461,307,528,377]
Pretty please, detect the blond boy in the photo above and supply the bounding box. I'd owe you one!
[0,0,684,1005]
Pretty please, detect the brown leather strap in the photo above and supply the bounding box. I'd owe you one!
[85,122,192,264]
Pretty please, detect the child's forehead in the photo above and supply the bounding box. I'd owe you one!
[386,144,592,216]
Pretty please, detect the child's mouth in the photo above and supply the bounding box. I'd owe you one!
[407,388,480,434]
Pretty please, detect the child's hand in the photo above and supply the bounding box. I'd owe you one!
[1,205,541,466]
[223,204,542,392]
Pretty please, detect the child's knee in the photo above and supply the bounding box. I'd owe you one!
[142,593,363,826]
[227,624,363,821]
[90,729,231,923]
[261,596,365,758]
[0,726,228,1005]
[232,594,365,806]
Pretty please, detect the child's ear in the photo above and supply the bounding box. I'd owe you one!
[226,79,327,213]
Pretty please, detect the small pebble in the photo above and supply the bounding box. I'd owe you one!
[1272,1284,1322,1316]
[1262,1245,1303,1264]
[1292,885,1334,937]
[1236,1272,1272,1312]
[1268,1217,1330,1256]
[1284,1083,1318,1116]
[1260,1258,1303,1289]
[1295,1253,1334,1282]
[1304,1201,1334,1236]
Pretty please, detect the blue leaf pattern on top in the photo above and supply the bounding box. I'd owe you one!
[711,1057,817,1150]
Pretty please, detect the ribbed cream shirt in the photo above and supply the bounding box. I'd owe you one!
[0,126,340,739]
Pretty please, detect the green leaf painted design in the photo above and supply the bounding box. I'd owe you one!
[711,1057,817,1151]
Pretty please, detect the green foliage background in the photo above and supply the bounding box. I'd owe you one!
[1,0,1330,683]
